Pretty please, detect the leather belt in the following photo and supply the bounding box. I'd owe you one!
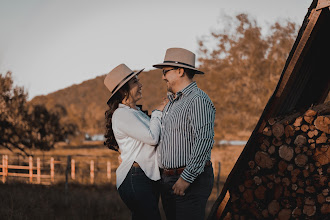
[161,160,212,176]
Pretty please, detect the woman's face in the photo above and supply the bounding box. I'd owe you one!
[127,75,142,103]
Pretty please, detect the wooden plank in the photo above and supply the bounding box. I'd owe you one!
[274,9,321,99]
[29,156,33,183]
[107,161,111,181]
[50,157,54,183]
[90,160,94,184]
[37,158,40,184]
[7,173,31,178]
[7,165,31,170]
[316,0,330,10]
[7,173,51,178]
[71,159,75,180]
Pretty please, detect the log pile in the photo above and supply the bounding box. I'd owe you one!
[224,102,330,220]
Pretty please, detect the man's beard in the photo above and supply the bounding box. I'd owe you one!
[166,82,173,93]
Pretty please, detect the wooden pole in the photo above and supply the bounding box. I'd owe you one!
[50,157,54,183]
[29,156,33,183]
[1,155,4,183]
[107,161,111,181]
[71,159,75,180]
[37,157,40,184]
[65,156,71,191]
[5,155,8,179]
[90,160,94,184]
[2,155,6,183]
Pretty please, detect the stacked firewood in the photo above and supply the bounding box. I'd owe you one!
[224,102,330,220]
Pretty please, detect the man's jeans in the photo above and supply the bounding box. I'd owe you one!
[118,166,161,220]
[160,165,214,220]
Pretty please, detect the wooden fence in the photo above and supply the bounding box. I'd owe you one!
[0,155,112,185]
[1,154,221,194]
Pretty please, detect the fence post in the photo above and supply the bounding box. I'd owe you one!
[71,159,75,180]
[29,156,33,183]
[216,161,221,197]
[50,157,54,183]
[107,161,111,181]
[90,160,94,184]
[1,155,4,183]
[2,155,6,183]
[65,156,71,191]
[37,157,41,184]
[5,155,8,180]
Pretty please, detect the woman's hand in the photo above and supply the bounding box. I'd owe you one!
[155,97,169,111]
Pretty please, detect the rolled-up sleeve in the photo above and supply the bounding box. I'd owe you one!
[180,96,215,183]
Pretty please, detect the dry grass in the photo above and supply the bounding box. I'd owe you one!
[0,182,130,220]
[0,143,244,219]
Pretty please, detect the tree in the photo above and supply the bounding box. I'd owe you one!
[197,13,298,139]
[0,72,77,154]
[0,72,31,154]
[28,104,77,150]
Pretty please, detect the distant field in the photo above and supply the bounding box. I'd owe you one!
[0,143,244,219]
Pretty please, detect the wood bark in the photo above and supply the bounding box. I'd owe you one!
[224,102,330,219]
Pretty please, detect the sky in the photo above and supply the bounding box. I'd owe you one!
[0,0,312,100]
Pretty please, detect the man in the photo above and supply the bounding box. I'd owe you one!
[153,47,216,219]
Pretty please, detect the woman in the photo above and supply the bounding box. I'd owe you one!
[104,63,167,220]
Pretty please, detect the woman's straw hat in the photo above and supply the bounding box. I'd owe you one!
[153,47,204,74]
[104,63,144,104]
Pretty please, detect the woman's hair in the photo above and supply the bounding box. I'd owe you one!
[104,82,130,152]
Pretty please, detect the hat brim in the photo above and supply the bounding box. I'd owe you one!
[153,63,204,74]
[106,68,144,104]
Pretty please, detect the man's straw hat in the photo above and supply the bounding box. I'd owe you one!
[104,63,144,104]
[153,47,204,74]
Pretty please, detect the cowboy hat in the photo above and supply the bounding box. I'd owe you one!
[104,63,144,104]
[153,47,204,74]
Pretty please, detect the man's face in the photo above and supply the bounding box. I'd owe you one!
[162,67,179,93]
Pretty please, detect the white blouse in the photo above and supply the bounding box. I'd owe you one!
[112,103,162,188]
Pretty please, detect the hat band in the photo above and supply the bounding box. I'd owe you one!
[163,61,195,68]
[111,71,135,93]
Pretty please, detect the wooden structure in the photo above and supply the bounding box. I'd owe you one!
[1,155,114,185]
[208,0,330,219]
[1,155,55,184]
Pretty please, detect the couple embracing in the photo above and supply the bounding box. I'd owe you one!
[104,48,216,220]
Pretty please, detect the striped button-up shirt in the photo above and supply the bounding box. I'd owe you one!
[158,81,216,183]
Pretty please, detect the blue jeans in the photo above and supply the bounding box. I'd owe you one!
[160,165,214,220]
[118,166,161,220]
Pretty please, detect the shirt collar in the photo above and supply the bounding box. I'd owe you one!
[118,103,140,110]
[180,81,197,96]
[168,81,197,102]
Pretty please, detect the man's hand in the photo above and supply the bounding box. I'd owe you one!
[172,177,190,196]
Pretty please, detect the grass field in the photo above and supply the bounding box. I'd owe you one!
[0,143,244,219]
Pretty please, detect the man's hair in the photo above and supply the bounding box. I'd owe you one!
[184,68,196,79]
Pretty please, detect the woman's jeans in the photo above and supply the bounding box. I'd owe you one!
[118,166,161,220]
